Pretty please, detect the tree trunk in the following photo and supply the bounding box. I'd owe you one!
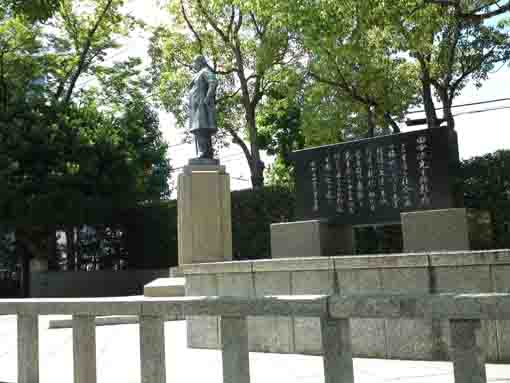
[15,233,30,298]
[367,104,376,138]
[47,228,58,271]
[65,227,76,271]
[245,107,264,189]
[440,90,455,130]
[420,65,440,129]
[445,100,455,129]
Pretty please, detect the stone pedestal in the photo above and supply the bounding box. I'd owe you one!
[402,208,470,252]
[271,220,355,258]
[178,164,232,265]
[402,208,493,252]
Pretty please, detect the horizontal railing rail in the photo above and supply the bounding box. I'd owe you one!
[1,293,507,383]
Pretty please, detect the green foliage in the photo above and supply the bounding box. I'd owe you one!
[0,228,16,269]
[149,0,306,187]
[282,0,421,137]
[1,0,61,21]
[231,186,295,260]
[0,1,170,266]
[462,150,510,248]
[122,202,178,269]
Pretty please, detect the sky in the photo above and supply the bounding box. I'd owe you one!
[116,0,510,195]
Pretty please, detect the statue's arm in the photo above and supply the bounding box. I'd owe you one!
[204,71,217,105]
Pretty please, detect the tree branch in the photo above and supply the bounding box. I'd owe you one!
[62,0,115,106]
[180,0,204,53]
[426,0,510,23]
[227,6,235,37]
[249,11,263,37]
[224,125,252,164]
[461,1,510,23]
[216,87,242,103]
[233,10,243,36]
[196,0,230,44]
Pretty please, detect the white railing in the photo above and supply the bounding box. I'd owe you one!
[1,293,508,383]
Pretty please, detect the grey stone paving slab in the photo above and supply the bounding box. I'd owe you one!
[0,315,509,383]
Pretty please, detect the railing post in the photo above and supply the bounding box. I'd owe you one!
[450,319,487,383]
[73,315,97,383]
[18,314,39,383]
[220,316,250,383]
[140,315,166,383]
[320,317,354,383]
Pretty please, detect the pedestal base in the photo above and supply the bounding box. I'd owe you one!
[178,164,232,265]
[401,208,492,252]
[270,220,355,258]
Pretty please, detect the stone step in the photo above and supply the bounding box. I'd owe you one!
[143,277,186,297]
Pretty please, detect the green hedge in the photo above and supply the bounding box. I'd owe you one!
[231,186,295,260]
[120,185,295,267]
[122,202,178,269]
[461,150,510,249]
[8,149,510,268]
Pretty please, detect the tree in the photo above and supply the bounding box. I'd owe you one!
[0,1,170,286]
[149,0,304,188]
[280,0,420,139]
[462,150,510,248]
[388,0,510,129]
[426,0,510,23]
[257,88,304,189]
[1,0,61,21]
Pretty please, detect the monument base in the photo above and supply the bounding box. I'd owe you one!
[178,164,232,265]
[188,157,220,166]
[270,220,355,258]
[401,208,492,252]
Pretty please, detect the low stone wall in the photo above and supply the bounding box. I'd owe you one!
[30,269,169,298]
[181,249,510,362]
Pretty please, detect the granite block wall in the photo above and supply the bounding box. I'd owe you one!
[181,249,510,362]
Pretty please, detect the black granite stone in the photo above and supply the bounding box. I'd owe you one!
[290,128,462,225]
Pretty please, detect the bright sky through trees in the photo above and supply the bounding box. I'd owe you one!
[119,0,510,194]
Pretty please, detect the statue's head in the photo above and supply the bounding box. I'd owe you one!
[192,55,208,72]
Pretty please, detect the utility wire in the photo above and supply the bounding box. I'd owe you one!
[406,97,510,115]
[453,105,510,117]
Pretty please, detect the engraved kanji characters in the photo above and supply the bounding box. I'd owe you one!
[401,143,412,207]
[345,151,355,213]
[366,148,376,211]
[416,135,431,206]
[310,160,319,211]
[376,147,388,206]
[334,152,344,213]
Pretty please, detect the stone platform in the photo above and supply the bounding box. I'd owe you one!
[0,316,509,383]
[143,277,186,297]
[182,249,510,362]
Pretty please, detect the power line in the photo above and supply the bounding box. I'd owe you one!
[406,97,510,115]
[232,176,250,182]
[453,105,510,117]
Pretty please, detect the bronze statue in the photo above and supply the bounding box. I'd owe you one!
[189,55,218,162]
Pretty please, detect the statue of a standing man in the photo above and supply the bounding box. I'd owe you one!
[189,55,218,162]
